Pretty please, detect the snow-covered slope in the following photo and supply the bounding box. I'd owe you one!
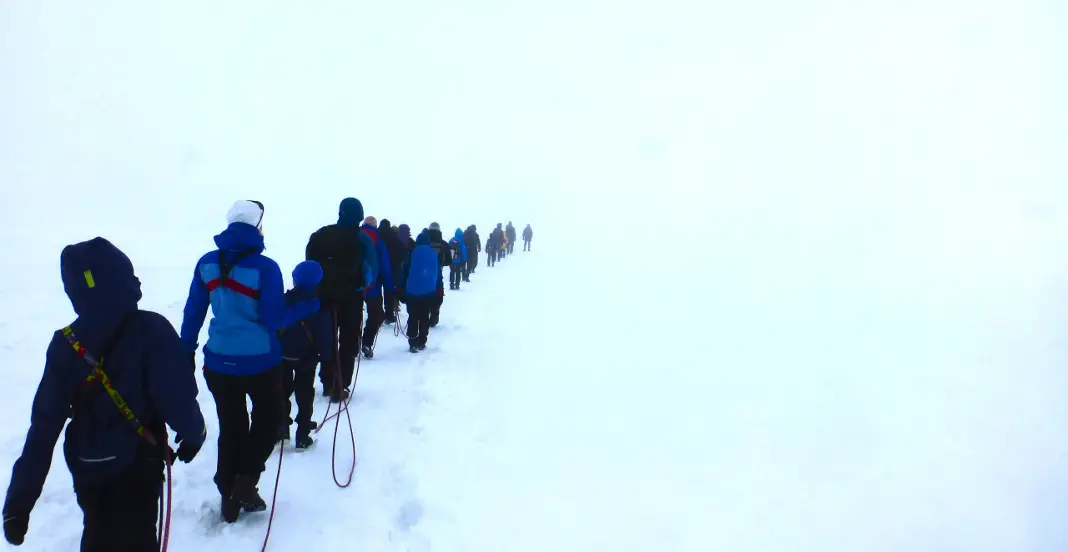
[3,1,1068,551]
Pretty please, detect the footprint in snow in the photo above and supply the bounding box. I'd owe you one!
[395,499,425,532]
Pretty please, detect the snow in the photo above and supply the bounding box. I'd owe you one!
[3,0,1068,551]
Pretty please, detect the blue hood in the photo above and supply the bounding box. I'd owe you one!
[61,237,142,320]
[292,261,323,290]
[453,228,464,241]
[416,232,430,246]
[338,198,364,227]
[214,222,266,253]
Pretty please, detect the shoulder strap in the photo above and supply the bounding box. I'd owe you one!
[218,249,257,282]
[60,314,159,447]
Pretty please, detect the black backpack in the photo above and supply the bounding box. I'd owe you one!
[306,224,364,304]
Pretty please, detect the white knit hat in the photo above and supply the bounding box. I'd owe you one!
[227,200,264,227]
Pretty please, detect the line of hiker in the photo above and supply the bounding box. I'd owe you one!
[3,197,534,551]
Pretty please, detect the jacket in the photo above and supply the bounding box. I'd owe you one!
[359,224,395,299]
[449,228,468,265]
[5,238,206,518]
[403,233,441,298]
[463,225,481,253]
[279,261,333,363]
[180,223,320,375]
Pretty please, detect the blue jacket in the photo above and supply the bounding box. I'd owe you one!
[180,223,320,375]
[450,228,468,265]
[5,238,206,516]
[338,198,379,292]
[280,262,333,363]
[360,224,395,299]
[403,233,441,298]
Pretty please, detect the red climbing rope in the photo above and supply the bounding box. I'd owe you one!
[261,442,284,551]
[314,308,357,487]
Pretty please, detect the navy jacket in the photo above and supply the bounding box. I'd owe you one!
[180,223,320,375]
[5,238,206,516]
[280,261,333,363]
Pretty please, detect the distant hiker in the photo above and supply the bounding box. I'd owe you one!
[400,232,440,352]
[359,216,395,359]
[523,224,533,251]
[3,237,206,551]
[306,197,378,403]
[425,223,451,327]
[463,224,480,280]
[506,222,517,255]
[277,261,329,452]
[491,223,506,263]
[486,228,499,268]
[448,228,468,290]
[397,224,415,253]
[378,219,406,325]
[181,200,320,523]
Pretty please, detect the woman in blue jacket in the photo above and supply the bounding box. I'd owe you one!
[180,200,319,523]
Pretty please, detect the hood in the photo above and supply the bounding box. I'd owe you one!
[292,260,323,290]
[496,223,503,229]
[416,232,431,246]
[397,224,412,242]
[61,237,142,321]
[214,222,266,253]
[338,198,364,227]
[380,219,392,231]
[427,228,444,244]
[453,228,465,241]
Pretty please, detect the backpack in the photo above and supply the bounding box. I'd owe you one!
[306,224,364,304]
[449,239,461,262]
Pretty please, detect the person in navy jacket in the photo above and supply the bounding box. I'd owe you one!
[180,200,319,523]
[3,237,206,551]
[448,228,468,290]
[359,216,395,359]
[401,232,442,352]
[278,261,329,451]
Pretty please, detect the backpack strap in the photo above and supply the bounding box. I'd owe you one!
[205,249,260,299]
[61,312,160,448]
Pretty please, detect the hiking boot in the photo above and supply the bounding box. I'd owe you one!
[221,493,241,523]
[361,345,374,359]
[232,475,267,512]
[417,343,427,351]
[294,429,314,451]
[329,387,350,404]
[409,345,419,353]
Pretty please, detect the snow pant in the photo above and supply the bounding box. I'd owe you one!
[282,357,316,430]
[524,239,531,251]
[508,241,515,254]
[363,295,384,350]
[430,290,444,326]
[498,247,506,261]
[319,299,363,391]
[450,264,463,288]
[75,455,163,552]
[204,365,284,496]
[467,253,478,274]
[487,247,497,267]
[406,297,433,346]
[383,287,399,323]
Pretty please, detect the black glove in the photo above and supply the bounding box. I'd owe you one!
[3,510,28,546]
[174,434,202,463]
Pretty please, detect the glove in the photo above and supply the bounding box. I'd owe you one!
[3,510,28,546]
[174,434,202,464]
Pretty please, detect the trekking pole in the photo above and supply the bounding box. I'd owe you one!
[261,443,283,551]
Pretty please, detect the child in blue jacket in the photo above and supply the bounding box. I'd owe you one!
[278,261,329,451]
[401,232,442,352]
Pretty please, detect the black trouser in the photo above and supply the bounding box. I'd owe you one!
[449,264,462,288]
[430,292,443,326]
[508,241,515,254]
[498,247,506,261]
[363,295,384,350]
[524,239,531,251]
[383,287,399,323]
[282,357,315,430]
[406,297,433,346]
[320,300,363,390]
[487,248,496,267]
[204,366,284,496]
[75,456,163,552]
[468,252,478,274]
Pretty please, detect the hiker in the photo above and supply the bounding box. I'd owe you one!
[3,237,206,551]
[506,222,517,255]
[180,200,320,523]
[277,261,329,452]
[448,228,468,290]
[463,224,480,280]
[486,230,498,268]
[401,232,440,352]
[491,223,506,263]
[378,219,406,325]
[306,197,377,403]
[359,216,395,359]
[397,223,415,253]
[523,224,533,251]
[425,223,451,327]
